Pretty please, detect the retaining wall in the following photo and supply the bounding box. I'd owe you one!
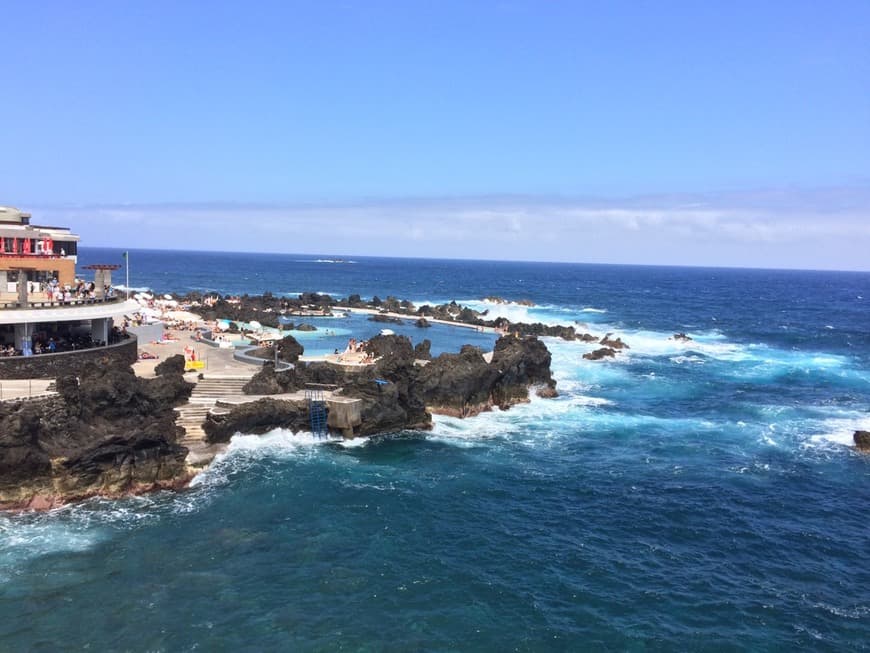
[0,336,138,379]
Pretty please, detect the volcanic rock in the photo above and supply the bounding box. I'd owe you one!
[204,398,309,443]
[414,339,432,361]
[583,347,617,360]
[243,363,303,395]
[854,430,870,451]
[369,314,403,324]
[247,334,304,365]
[0,355,193,510]
[415,345,498,416]
[490,335,556,407]
[599,333,630,349]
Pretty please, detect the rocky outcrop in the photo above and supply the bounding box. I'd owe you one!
[247,334,304,365]
[415,318,431,328]
[672,333,693,342]
[854,430,870,452]
[483,296,535,306]
[416,336,556,416]
[369,314,403,324]
[414,339,432,360]
[493,320,597,343]
[204,334,556,441]
[242,364,303,395]
[204,398,309,443]
[583,347,617,361]
[416,345,497,416]
[0,355,194,510]
[599,333,630,349]
[489,335,556,407]
[339,374,431,436]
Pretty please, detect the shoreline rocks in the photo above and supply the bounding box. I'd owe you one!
[215,334,558,436]
[583,347,617,361]
[0,355,194,511]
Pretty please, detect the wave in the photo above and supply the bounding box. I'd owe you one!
[806,416,869,448]
[461,299,572,327]
[0,494,171,580]
[281,290,344,298]
[115,284,151,292]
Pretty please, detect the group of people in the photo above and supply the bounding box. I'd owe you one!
[41,277,115,303]
[335,338,375,364]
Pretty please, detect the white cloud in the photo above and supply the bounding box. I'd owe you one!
[27,185,870,270]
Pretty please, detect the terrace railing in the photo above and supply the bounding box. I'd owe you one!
[0,295,122,310]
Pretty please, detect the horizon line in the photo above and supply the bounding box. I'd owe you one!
[78,244,870,275]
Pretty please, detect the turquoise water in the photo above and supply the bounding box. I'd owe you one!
[1,250,868,650]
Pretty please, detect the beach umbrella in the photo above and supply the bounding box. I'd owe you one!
[249,320,262,331]
[0,238,5,254]
[12,237,18,254]
[23,238,31,254]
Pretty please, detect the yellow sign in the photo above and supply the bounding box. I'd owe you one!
[185,360,205,370]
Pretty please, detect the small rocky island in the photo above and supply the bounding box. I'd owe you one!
[205,333,556,442]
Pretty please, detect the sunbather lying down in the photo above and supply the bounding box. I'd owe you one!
[139,351,159,360]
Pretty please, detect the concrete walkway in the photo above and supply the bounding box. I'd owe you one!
[0,378,56,402]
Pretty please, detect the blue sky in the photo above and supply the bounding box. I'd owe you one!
[2,1,869,269]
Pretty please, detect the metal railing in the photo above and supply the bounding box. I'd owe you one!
[0,295,122,310]
[0,379,57,402]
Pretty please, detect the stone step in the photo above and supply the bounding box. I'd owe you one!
[194,383,248,387]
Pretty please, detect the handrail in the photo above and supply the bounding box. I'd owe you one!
[0,295,121,310]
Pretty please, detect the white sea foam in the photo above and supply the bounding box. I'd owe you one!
[190,429,346,489]
[670,355,706,365]
[115,284,151,292]
[0,496,169,579]
[335,436,372,448]
[462,299,566,327]
[580,307,607,313]
[282,290,344,298]
[807,416,869,448]
[225,429,328,455]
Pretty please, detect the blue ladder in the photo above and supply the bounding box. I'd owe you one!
[305,388,328,437]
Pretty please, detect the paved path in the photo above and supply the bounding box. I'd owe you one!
[0,379,56,402]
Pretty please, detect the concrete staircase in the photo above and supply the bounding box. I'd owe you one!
[174,375,252,464]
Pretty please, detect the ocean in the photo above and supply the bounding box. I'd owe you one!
[1,248,868,651]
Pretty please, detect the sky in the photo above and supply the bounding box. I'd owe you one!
[1,1,868,270]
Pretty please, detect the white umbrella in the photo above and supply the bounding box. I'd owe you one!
[248,320,262,331]
[165,310,204,323]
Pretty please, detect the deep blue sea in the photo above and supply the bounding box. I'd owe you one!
[2,248,869,651]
